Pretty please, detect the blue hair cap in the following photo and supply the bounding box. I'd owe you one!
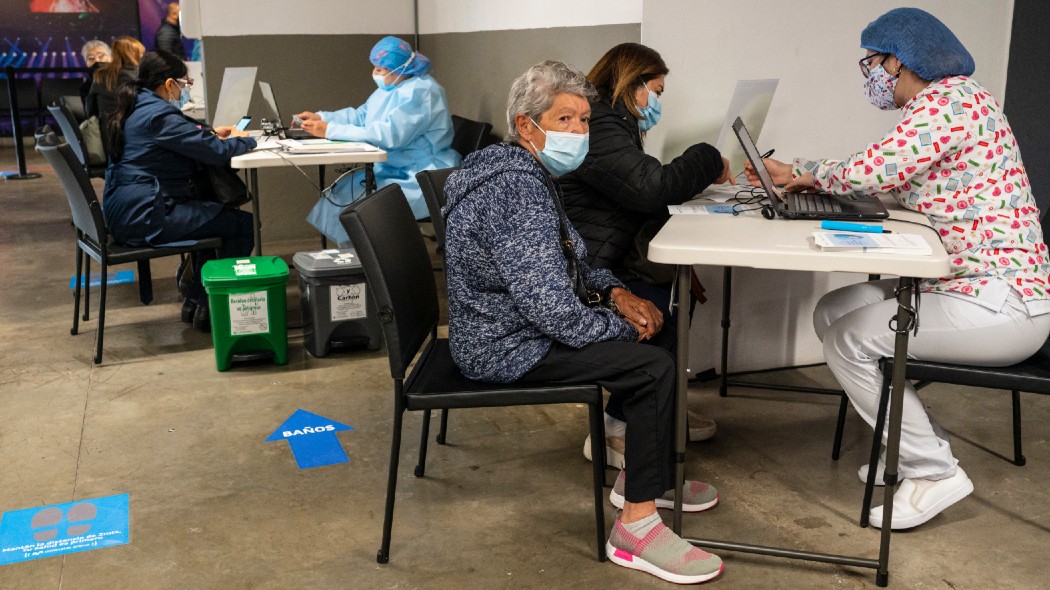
[369,36,431,77]
[860,7,975,81]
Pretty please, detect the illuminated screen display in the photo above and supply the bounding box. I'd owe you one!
[1,0,140,67]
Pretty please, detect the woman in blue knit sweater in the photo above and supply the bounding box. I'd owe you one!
[442,60,723,585]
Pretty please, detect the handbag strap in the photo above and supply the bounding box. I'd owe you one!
[538,171,601,305]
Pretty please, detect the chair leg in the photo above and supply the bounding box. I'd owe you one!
[588,399,608,562]
[831,392,848,460]
[94,260,108,364]
[72,245,83,336]
[377,407,406,564]
[1012,390,1026,466]
[414,409,432,477]
[83,256,91,321]
[860,374,892,527]
[436,409,449,445]
[137,260,153,305]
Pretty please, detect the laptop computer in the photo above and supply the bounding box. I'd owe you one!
[733,117,889,220]
[258,81,314,140]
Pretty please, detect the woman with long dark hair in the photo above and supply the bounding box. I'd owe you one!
[103,50,256,331]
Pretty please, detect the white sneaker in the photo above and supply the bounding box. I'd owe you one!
[687,410,717,442]
[868,468,974,530]
[583,433,625,469]
[857,461,886,486]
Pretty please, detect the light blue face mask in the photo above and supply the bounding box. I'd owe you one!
[373,53,415,91]
[528,118,589,177]
[638,80,661,131]
[167,81,191,109]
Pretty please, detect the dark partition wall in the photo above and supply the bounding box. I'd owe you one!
[1005,0,1050,212]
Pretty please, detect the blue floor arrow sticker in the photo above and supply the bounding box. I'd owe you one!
[69,269,135,289]
[266,409,355,469]
[0,493,129,566]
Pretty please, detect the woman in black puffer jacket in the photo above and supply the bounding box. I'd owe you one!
[561,43,729,295]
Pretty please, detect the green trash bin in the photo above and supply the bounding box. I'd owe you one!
[201,256,289,371]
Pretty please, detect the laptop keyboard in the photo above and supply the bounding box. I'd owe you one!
[789,192,843,213]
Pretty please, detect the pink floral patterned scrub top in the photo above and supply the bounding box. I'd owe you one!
[793,76,1050,314]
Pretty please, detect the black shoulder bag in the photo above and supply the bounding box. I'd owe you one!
[185,115,252,207]
[542,173,618,312]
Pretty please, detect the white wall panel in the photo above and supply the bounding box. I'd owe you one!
[419,0,642,33]
[197,0,414,36]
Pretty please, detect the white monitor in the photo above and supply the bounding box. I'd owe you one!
[212,66,257,128]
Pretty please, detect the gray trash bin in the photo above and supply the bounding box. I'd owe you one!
[292,249,382,357]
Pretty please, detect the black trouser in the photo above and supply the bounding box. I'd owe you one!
[176,208,255,301]
[519,340,675,503]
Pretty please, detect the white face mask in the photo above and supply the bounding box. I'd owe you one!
[864,64,899,110]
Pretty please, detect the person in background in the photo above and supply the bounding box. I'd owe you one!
[443,60,723,585]
[78,39,111,104]
[560,43,732,466]
[294,35,460,245]
[155,2,186,60]
[749,7,1050,530]
[86,36,145,156]
[104,51,255,331]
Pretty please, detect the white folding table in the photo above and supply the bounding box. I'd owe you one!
[231,147,387,254]
[648,199,950,586]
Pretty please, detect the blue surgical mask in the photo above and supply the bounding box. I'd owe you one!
[372,74,395,91]
[864,64,899,111]
[528,118,589,177]
[638,81,662,131]
[168,83,190,109]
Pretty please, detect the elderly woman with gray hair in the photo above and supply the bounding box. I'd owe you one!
[441,60,723,584]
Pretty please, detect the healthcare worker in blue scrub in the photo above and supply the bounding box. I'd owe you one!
[295,36,461,245]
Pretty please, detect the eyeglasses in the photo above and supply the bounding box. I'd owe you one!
[175,77,194,88]
[858,52,890,79]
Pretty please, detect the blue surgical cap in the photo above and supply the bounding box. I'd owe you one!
[860,8,975,81]
[369,36,431,77]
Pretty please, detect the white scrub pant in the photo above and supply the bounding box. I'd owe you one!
[814,279,1050,481]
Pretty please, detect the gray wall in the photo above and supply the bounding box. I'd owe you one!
[420,24,641,140]
[1005,0,1050,213]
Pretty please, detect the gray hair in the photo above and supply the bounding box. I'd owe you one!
[81,39,111,61]
[505,60,597,142]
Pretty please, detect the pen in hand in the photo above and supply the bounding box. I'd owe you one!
[734,148,776,180]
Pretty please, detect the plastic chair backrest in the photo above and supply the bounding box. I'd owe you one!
[46,103,89,167]
[59,94,87,123]
[415,167,458,246]
[40,78,85,115]
[340,184,440,379]
[36,138,107,248]
[450,115,492,158]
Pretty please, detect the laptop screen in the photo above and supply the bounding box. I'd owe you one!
[258,81,283,126]
[732,116,782,203]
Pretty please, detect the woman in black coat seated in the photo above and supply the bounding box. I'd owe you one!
[560,43,732,462]
[103,50,256,331]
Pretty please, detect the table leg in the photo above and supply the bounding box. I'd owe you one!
[249,169,262,255]
[319,165,328,249]
[875,276,916,587]
[365,164,376,194]
[673,263,690,534]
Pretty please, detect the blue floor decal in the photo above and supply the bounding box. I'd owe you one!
[69,270,135,289]
[266,409,355,469]
[0,494,129,566]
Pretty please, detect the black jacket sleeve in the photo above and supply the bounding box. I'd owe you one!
[571,100,725,214]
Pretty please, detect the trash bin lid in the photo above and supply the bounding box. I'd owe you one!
[202,256,289,287]
[292,249,364,278]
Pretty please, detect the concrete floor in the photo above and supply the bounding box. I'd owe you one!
[2,146,1049,589]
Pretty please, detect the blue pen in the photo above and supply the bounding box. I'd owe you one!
[820,220,890,233]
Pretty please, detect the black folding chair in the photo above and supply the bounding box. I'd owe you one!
[47,103,105,178]
[450,115,493,158]
[339,183,608,564]
[36,135,222,364]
